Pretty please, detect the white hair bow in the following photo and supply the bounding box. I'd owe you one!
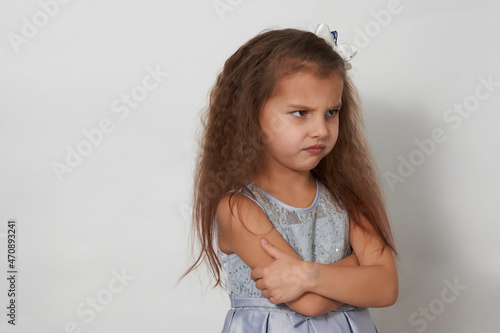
[315,23,358,70]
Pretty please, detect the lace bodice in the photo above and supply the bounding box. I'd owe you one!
[218,178,352,301]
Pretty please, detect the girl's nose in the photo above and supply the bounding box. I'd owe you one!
[310,117,328,138]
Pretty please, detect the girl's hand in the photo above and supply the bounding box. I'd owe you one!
[218,194,346,315]
[250,238,315,304]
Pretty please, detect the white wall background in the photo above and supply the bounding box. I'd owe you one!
[1,0,499,332]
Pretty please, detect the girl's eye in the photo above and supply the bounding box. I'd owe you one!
[291,110,308,117]
[326,109,339,117]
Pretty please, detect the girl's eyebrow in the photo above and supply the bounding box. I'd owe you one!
[286,103,342,110]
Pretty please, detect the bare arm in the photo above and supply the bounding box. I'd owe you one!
[217,194,358,316]
[306,216,398,307]
[252,214,398,308]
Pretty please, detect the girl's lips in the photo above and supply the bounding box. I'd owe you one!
[306,144,325,149]
[304,144,325,155]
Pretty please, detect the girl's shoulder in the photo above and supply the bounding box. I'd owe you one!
[216,189,272,253]
[217,181,268,216]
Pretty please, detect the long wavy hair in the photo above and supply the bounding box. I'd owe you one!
[182,28,396,287]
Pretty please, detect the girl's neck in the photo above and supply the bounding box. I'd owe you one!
[250,170,317,208]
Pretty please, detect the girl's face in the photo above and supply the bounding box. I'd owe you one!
[259,70,343,176]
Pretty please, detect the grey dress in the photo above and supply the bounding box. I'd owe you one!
[217,178,378,332]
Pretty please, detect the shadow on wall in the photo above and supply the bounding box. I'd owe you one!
[363,99,470,333]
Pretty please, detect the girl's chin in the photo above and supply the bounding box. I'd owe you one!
[292,161,323,172]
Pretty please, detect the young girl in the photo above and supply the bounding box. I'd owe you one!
[184,24,398,332]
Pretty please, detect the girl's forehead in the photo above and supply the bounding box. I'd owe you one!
[273,70,343,96]
[264,71,343,109]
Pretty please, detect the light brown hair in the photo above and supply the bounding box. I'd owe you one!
[183,28,396,287]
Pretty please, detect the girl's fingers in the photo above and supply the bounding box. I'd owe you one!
[255,279,265,291]
[250,267,263,281]
[261,289,270,299]
[260,238,284,259]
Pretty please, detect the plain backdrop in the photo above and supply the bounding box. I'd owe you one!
[1,0,499,332]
